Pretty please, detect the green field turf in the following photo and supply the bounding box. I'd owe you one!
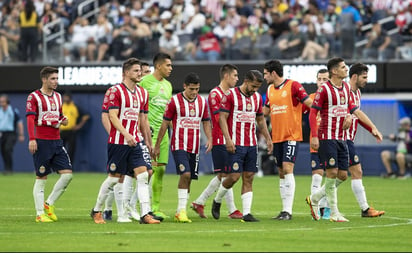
[0,172,411,252]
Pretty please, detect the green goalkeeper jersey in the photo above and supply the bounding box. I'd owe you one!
[140,74,173,133]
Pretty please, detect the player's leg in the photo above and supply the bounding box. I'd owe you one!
[151,135,169,217]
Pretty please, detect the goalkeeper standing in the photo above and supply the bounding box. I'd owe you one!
[140,52,173,219]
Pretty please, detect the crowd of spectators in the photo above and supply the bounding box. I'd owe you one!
[1,0,412,63]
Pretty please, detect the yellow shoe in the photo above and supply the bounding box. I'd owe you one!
[44,202,58,221]
[174,210,192,223]
[36,213,54,223]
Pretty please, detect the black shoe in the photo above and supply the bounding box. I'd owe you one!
[148,211,164,222]
[103,210,112,221]
[272,211,283,219]
[241,213,259,222]
[211,200,221,220]
[275,211,292,220]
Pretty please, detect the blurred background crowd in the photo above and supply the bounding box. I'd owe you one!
[1,0,412,64]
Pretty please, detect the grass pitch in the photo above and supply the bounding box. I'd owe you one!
[0,172,411,252]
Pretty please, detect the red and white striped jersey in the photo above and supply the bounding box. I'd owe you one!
[26,90,63,140]
[164,93,210,154]
[102,86,116,113]
[311,81,358,141]
[208,85,226,145]
[346,88,361,141]
[107,83,143,145]
[220,87,263,146]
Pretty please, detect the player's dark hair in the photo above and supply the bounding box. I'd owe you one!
[184,72,201,85]
[153,52,171,67]
[264,59,283,77]
[349,63,368,78]
[40,66,58,80]
[140,61,150,67]
[327,57,345,74]
[244,70,264,83]
[317,68,328,76]
[219,64,238,80]
[122,57,141,73]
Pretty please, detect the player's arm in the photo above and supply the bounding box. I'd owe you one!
[109,108,137,147]
[219,110,235,154]
[153,119,170,161]
[139,112,152,151]
[202,119,213,153]
[101,112,111,134]
[309,107,320,151]
[256,114,273,155]
[353,109,382,142]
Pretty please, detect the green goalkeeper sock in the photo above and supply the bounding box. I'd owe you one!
[151,165,165,212]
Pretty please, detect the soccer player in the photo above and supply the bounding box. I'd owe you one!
[306,57,382,222]
[190,64,243,219]
[153,72,212,223]
[211,70,273,222]
[345,63,385,218]
[140,52,173,219]
[26,66,73,223]
[90,58,159,225]
[262,59,312,220]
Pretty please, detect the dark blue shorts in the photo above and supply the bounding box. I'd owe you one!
[318,139,349,170]
[107,143,147,176]
[310,152,324,171]
[347,140,361,166]
[172,150,199,180]
[272,141,299,167]
[33,139,72,177]
[211,145,229,173]
[125,141,152,177]
[227,145,258,173]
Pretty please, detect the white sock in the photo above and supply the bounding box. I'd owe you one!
[351,179,369,211]
[311,174,322,195]
[214,184,229,203]
[129,185,139,211]
[225,188,237,214]
[94,177,118,212]
[279,178,286,210]
[312,184,325,203]
[114,182,124,217]
[136,171,150,216]
[177,188,188,212]
[104,189,114,211]
[325,177,338,215]
[319,196,329,209]
[283,174,295,214]
[241,191,253,216]
[46,174,73,205]
[33,179,46,215]
[195,176,220,205]
[122,175,134,206]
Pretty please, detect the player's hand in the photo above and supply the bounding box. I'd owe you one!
[342,114,352,130]
[310,137,319,151]
[372,128,383,143]
[152,145,160,161]
[266,139,273,155]
[205,139,212,153]
[28,140,37,154]
[225,139,236,154]
[125,133,137,147]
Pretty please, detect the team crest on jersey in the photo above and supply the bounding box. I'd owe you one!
[281,90,287,97]
[51,103,56,110]
[39,166,46,174]
[190,108,196,116]
[340,96,346,104]
[179,164,185,172]
[246,103,252,111]
[109,163,116,171]
[354,155,359,163]
[329,158,336,166]
[311,160,316,168]
[159,87,165,94]
[133,99,138,108]
[232,162,239,171]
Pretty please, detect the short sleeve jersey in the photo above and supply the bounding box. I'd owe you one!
[164,93,210,154]
[220,87,263,147]
[208,85,226,145]
[346,88,361,141]
[25,90,63,140]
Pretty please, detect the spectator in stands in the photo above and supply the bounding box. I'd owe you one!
[0,13,20,63]
[158,23,180,60]
[213,16,235,60]
[339,0,363,59]
[324,2,341,56]
[230,14,256,59]
[193,25,221,62]
[87,14,113,62]
[40,1,58,45]
[110,13,136,61]
[362,21,394,60]
[19,0,41,62]
[381,116,412,179]
[268,11,290,43]
[277,19,306,59]
[63,16,93,63]
[226,6,241,28]
[298,14,329,61]
[54,0,72,31]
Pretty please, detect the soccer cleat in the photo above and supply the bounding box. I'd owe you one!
[274,211,292,220]
[241,213,259,222]
[103,210,112,221]
[148,211,164,222]
[191,202,207,218]
[174,210,192,223]
[90,209,106,224]
[117,215,132,223]
[322,207,331,220]
[272,211,283,219]
[361,207,385,218]
[140,213,161,224]
[211,200,221,220]
[228,210,243,219]
[35,213,54,223]
[305,195,320,220]
[330,213,349,222]
[153,211,170,219]
[44,202,57,221]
